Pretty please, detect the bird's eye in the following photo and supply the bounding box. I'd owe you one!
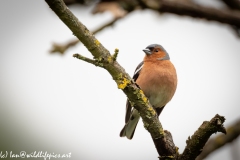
[155,49,158,52]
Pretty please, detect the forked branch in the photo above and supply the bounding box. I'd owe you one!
[45,0,226,159]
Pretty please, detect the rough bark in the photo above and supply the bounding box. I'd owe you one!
[45,0,227,159]
[179,114,226,160]
[196,118,240,160]
[45,0,177,158]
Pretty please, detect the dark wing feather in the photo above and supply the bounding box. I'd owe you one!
[155,106,165,117]
[132,61,143,81]
[125,101,132,123]
[125,61,144,123]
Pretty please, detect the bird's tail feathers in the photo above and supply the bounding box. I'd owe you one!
[120,109,140,139]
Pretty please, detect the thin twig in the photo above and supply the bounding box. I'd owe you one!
[219,0,240,10]
[73,53,101,66]
[50,39,79,54]
[112,48,119,61]
[50,14,128,54]
[217,0,240,36]
[64,0,240,39]
[140,0,240,30]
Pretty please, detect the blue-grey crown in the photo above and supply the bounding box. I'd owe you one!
[145,44,170,60]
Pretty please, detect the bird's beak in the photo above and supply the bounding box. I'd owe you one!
[143,49,151,55]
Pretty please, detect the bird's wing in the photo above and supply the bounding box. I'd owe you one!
[133,61,144,81]
[125,61,144,123]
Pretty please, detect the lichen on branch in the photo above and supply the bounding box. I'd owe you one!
[45,0,227,159]
[45,0,167,144]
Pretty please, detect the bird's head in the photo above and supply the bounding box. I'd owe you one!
[143,44,170,61]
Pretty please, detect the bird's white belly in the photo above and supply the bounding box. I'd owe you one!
[148,86,170,108]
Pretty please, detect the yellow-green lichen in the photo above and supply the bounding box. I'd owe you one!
[159,128,165,135]
[114,48,119,53]
[107,56,113,63]
[95,57,102,62]
[95,39,100,46]
[176,147,179,154]
[112,48,119,61]
[118,78,130,89]
[139,90,147,103]
[84,28,90,35]
[147,105,156,115]
[117,73,123,79]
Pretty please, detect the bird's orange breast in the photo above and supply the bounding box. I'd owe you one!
[136,60,177,108]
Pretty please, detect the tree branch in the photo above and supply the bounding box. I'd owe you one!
[179,114,226,160]
[50,39,79,54]
[196,118,240,160]
[50,11,129,54]
[63,0,92,6]
[45,0,177,158]
[63,0,240,29]
[73,53,101,66]
[219,0,240,10]
[140,0,240,29]
[156,130,179,160]
[45,0,227,159]
[51,0,240,54]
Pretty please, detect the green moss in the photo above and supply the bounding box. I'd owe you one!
[117,73,123,79]
[112,48,119,61]
[129,101,135,107]
[143,122,150,129]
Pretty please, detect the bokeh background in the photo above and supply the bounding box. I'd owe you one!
[0,0,240,160]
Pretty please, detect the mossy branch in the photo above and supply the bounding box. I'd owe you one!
[196,118,240,160]
[179,114,226,160]
[45,0,176,158]
[45,0,226,159]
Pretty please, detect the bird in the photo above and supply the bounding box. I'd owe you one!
[120,44,177,139]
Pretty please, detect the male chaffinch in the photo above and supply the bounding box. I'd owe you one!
[120,44,177,139]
